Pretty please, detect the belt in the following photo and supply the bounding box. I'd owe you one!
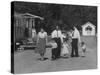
[54,37,60,38]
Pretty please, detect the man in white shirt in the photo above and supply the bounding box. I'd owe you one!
[51,26,63,60]
[71,27,81,57]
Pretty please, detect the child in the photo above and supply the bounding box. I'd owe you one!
[49,39,58,60]
[61,39,70,57]
[81,42,86,57]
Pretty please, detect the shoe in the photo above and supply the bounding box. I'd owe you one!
[51,58,56,61]
[75,55,79,57]
[40,57,44,61]
[71,55,74,57]
[81,56,85,57]
[56,56,61,59]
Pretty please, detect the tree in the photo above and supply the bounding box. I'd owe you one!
[14,2,97,33]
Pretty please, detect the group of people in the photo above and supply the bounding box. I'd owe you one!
[35,26,86,61]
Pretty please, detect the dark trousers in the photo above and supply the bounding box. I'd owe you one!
[52,48,57,59]
[52,38,61,59]
[71,38,79,57]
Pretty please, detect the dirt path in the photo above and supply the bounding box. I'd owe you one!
[14,36,97,74]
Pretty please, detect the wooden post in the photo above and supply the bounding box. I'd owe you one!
[29,18,32,38]
[26,19,29,28]
[32,18,35,28]
[16,18,19,40]
[25,18,29,38]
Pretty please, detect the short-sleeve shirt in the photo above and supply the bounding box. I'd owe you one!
[51,30,63,43]
[51,30,62,38]
[38,32,47,38]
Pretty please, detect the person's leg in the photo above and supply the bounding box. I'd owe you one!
[52,49,55,59]
[83,48,86,57]
[71,47,74,57]
[53,38,58,59]
[52,47,57,59]
[56,47,59,59]
[57,38,61,58]
[56,38,61,58]
[74,39,79,57]
[40,44,46,61]
[82,50,85,57]
[71,39,75,57]
[84,48,86,56]
[40,51,44,61]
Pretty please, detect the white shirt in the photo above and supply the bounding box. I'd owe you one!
[38,32,47,38]
[72,28,81,43]
[51,30,63,43]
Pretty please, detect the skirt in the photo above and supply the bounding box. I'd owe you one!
[61,46,69,55]
[36,38,46,55]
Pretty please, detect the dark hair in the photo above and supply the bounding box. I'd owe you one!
[71,27,75,31]
[40,28,44,31]
[63,38,68,42]
[56,25,59,29]
[81,41,85,45]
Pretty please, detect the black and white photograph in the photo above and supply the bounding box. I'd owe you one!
[11,1,97,74]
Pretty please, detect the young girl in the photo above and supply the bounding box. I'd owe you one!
[81,42,86,57]
[61,39,70,57]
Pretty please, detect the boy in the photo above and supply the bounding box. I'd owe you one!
[81,42,86,57]
[49,39,58,60]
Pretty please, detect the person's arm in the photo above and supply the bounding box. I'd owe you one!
[60,31,63,44]
[45,32,48,44]
[34,30,36,36]
[78,31,81,43]
[51,31,54,38]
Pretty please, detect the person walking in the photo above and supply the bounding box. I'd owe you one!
[51,25,63,60]
[71,27,81,57]
[36,28,47,61]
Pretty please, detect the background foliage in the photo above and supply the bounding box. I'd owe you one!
[13,1,97,34]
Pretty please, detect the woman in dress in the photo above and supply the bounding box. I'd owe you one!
[36,28,47,61]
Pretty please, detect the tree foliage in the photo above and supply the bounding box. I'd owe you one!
[13,1,97,33]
